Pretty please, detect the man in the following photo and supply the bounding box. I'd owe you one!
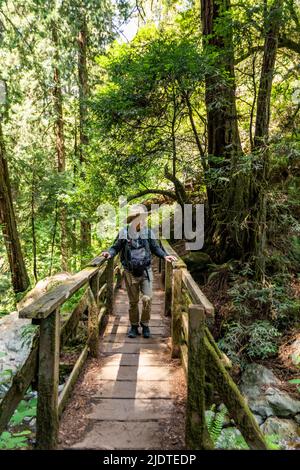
[101,208,176,338]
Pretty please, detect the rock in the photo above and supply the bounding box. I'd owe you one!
[30,418,36,430]
[295,414,300,425]
[182,252,212,275]
[240,363,300,419]
[0,311,37,395]
[261,417,300,440]
[253,414,264,426]
[289,339,300,366]
[240,364,280,396]
[215,427,248,450]
[265,387,300,417]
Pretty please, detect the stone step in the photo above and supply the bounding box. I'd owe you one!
[87,398,175,421]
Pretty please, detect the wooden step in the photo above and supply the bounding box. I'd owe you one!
[87,398,175,421]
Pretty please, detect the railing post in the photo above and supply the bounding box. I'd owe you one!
[106,257,114,315]
[186,305,213,450]
[89,271,100,307]
[36,309,60,450]
[87,287,99,359]
[164,260,172,316]
[171,267,182,358]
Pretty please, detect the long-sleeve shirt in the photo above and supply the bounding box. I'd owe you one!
[108,227,166,269]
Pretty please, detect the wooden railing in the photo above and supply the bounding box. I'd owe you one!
[160,239,268,450]
[0,239,268,450]
[0,254,122,449]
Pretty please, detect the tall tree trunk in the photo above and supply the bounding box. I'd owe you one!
[31,163,38,282]
[251,0,283,280]
[0,122,30,293]
[78,15,91,264]
[201,0,248,259]
[52,21,69,272]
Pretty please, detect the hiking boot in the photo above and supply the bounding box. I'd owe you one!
[128,325,139,338]
[140,323,151,339]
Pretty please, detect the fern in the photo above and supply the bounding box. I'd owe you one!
[207,404,228,444]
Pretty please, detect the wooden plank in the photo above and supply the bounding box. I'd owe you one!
[0,337,38,434]
[182,311,188,340]
[106,258,114,315]
[0,297,89,435]
[60,291,88,346]
[58,345,89,418]
[36,309,60,449]
[186,305,213,450]
[171,268,182,358]
[180,343,188,377]
[98,282,107,303]
[58,305,107,418]
[164,259,172,316]
[182,269,214,317]
[19,267,99,319]
[87,287,99,358]
[161,239,187,269]
[88,254,106,267]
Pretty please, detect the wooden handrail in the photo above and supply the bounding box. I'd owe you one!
[160,241,268,450]
[19,266,102,320]
[1,252,119,449]
[1,236,269,451]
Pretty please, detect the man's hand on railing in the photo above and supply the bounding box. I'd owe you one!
[164,255,177,263]
[101,251,112,259]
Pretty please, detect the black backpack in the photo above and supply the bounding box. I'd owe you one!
[124,228,152,277]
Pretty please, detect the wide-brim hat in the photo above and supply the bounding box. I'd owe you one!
[126,205,148,224]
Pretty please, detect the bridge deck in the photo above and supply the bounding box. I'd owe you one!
[59,264,186,450]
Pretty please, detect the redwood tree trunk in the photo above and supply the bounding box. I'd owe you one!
[251,0,283,280]
[201,0,247,259]
[0,122,30,293]
[78,15,91,263]
[52,21,69,272]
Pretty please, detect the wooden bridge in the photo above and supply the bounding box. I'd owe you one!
[0,239,268,450]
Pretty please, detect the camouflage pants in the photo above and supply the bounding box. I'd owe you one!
[124,268,153,326]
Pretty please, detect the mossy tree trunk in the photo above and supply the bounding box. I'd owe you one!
[78,14,91,264]
[250,0,283,281]
[52,20,69,272]
[0,122,30,293]
[200,0,250,260]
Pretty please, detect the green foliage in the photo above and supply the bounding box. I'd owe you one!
[10,398,37,426]
[265,434,282,450]
[288,378,300,392]
[20,324,38,348]
[60,286,86,314]
[218,320,281,363]
[0,430,31,450]
[215,427,249,450]
[206,404,228,444]
[247,321,281,359]
[0,369,13,395]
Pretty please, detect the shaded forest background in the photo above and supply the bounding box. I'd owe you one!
[0,0,299,366]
